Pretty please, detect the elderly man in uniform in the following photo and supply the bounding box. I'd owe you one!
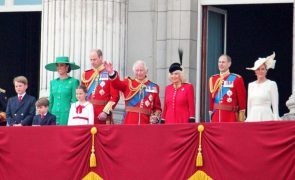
[81,49,120,124]
[104,60,162,124]
[208,54,246,122]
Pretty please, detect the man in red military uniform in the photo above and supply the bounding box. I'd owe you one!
[104,60,162,124]
[81,49,120,124]
[208,54,246,122]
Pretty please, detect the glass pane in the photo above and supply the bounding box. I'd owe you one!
[0,0,4,6]
[14,0,42,5]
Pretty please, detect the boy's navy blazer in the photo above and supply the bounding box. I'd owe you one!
[33,112,56,126]
[6,94,36,126]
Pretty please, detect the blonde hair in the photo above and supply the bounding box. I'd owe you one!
[168,70,187,83]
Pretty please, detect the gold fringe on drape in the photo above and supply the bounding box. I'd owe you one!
[188,170,213,180]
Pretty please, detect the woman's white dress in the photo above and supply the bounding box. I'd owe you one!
[246,79,280,122]
[68,101,94,125]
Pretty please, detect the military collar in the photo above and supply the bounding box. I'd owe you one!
[220,70,230,78]
[135,78,148,84]
[94,64,105,72]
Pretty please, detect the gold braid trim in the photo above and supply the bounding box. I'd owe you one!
[125,78,148,101]
[103,101,116,114]
[81,70,99,88]
[209,76,224,98]
[209,71,231,98]
[81,65,105,86]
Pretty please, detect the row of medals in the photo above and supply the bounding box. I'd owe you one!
[92,74,153,107]
[92,77,105,97]
[226,90,232,103]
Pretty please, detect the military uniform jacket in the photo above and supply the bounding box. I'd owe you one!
[32,112,56,126]
[111,71,162,124]
[6,94,36,126]
[81,65,119,124]
[209,73,246,122]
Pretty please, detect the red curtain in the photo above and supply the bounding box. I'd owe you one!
[0,121,294,180]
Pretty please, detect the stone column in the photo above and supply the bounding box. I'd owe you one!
[127,0,198,119]
[39,0,127,97]
[282,2,295,120]
[156,0,198,114]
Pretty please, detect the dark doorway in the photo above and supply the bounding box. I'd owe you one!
[0,12,41,98]
[217,4,293,116]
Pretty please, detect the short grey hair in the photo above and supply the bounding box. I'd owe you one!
[132,60,148,73]
[219,54,232,63]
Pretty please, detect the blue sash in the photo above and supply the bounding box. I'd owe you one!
[87,74,102,100]
[214,74,236,104]
[127,82,156,106]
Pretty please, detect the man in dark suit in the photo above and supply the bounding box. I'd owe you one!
[6,76,36,126]
[33,97,56,126]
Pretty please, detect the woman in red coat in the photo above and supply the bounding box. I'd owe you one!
[162,53,195,124]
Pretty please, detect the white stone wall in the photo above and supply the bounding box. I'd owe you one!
[40,0,127,98]
[127,0,198,101]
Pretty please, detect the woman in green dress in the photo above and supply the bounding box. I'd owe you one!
[45,56,80,125]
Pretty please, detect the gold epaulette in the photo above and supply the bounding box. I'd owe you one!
[125,77,146,101]
[0,88,6,93]
[81,69,98,84]
[209,74,224,97]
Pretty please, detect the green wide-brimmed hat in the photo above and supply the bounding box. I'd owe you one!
[45,56,80,72]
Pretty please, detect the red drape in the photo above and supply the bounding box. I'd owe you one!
[0,121,294,180]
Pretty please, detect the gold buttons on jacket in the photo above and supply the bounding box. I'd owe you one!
[172,89,176,109]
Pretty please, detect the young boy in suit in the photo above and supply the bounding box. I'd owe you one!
[6,76,36,126]
[33,97,56,126]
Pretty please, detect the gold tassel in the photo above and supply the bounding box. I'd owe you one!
[90,152,96,168]
[196,151,203,167]
[90,127,97,168]
[196,125,204,167]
